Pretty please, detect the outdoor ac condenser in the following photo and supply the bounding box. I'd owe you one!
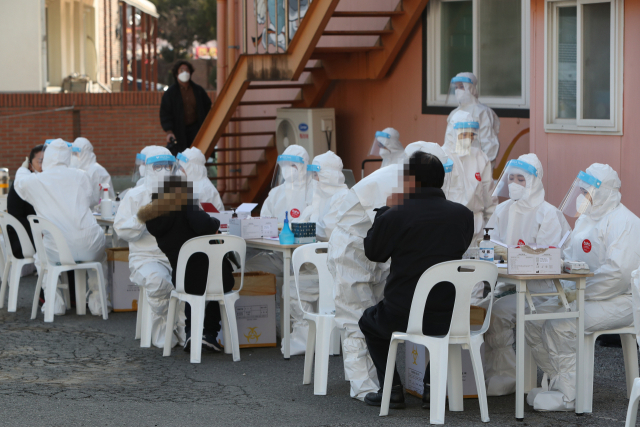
[275,108,336,158]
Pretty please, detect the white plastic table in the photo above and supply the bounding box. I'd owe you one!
[498,271,593,420]
[245,238,304,359]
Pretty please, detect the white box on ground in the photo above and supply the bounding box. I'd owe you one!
[216,272,277,348]
[507,246,562,275]
[106,248,138,312]
[229,217,278,239]
[405,306,486,399]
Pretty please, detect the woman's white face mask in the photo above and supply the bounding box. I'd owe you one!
[576,193,592,215]
[455,137,473,156]
[455,88,475,105]
[508,182,526,200]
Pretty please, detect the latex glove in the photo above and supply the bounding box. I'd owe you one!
[494,245,508,260]
[21,156,29,169]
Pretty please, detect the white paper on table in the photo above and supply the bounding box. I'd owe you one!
[236,203,258,214]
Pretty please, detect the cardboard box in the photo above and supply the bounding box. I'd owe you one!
[507,246,562,275]
[106,248,138,312]
[405,306,486,399]
[216,271,277,348]
[208,211,250,231]
[229,217,278,239]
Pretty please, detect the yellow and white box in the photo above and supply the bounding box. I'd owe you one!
[405,306,486,399]
[507,246,562,275]
[106,247,138,312]
[217,272,277,348]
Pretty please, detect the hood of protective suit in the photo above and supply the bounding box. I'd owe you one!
[281,144,310,187]
[139,145,161,179]
[510,153,545,210]
[42,138,71,171]
[377,127,405,167]
[301,151,347,223]
[72,137,97,171]
[454,72,479,107]
[444,109,481,154]
[583,163,622,221]
[179,147,207,181]
[143,146,174,193]
[352,164,403,224]
[404,141,448,165]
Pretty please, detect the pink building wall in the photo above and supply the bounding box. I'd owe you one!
[530,0,640,216]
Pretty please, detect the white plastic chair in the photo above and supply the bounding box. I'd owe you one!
[135,287,153,347]
[292,243,339,395]
[27,216,108,322]
[163,235,245,363]
[379,260,497,424]
[584,327,638,413]
[0,212,36,312]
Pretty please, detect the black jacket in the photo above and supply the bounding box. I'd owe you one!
[364,188,474,325]
[159,81,212,154]
[6,183,36,259]
[141,202,234,295]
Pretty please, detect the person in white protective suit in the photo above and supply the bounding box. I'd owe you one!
[445,72,501,164]
[479,154,572,396]
[327,141,448,400]
[14,139,110,316]
[443,111,497,248]
[524,164,640,411]
[114,147,182,348]
[286,151,349,355]
[177,147,224,212]
[369,128,405,168]
[70,137,115,209]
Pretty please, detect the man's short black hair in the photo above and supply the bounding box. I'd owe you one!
[172,60,194,81]
[407,151,445,189]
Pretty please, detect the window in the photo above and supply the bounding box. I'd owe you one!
[424,0,530,112]
[545,0,623,134]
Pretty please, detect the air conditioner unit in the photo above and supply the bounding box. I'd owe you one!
[275,108,336,159]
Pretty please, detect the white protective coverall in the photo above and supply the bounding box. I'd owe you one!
[71,137,115,209]
[114,146,179,348]
[525,163,640,411]
[444,110,497,246]
[374,128,405,168]
[482,153,571,396]
[445,72,501,163]
[327,141,444,400]
[14,138,109,316]
[260,144,310,223]
[177,147,224,212]
[286,151,349,355]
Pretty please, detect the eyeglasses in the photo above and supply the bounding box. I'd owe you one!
[152,163,174,172]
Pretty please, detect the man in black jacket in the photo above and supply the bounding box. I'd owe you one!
[160,61,212,156]
[359,151,474,409]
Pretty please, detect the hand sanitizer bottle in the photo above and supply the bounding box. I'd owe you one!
[100,188,113,219]
[279,211,295,245]
[479,228,494,262]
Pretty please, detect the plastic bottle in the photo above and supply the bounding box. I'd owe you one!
[112,192,121,216]
[100,187,113,219]
[279,211,295,245]
[479,228,494,262]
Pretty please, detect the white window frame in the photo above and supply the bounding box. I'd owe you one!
[425,0,531,110]
[544,0,624,134]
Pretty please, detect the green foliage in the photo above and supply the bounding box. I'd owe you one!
[150,0,217,59]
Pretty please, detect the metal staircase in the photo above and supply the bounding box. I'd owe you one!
[193,0,430,207]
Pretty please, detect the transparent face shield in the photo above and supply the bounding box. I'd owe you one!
[145,154,178,179]
[453,121,479,156]
[271,154,305,189]
[370,131,390,157]
[492,159,538,199]
[558,171,602,218]
[70,146,81,168]
[131,153,146,183]
[307,164,320,182]
[442,158,453,195]
[445,76,473,105]
[176,152,189,176]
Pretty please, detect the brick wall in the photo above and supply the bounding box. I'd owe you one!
[0,91,215,177]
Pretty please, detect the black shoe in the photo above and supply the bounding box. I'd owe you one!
[364,385,406,409]
[422,383,430,409]
[183,330,191,352]
[202,332,224,352]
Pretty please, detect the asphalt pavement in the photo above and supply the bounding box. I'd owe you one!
[0,273,635,426]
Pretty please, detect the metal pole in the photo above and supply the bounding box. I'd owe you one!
[284,0,289,51]
[121,1,128,91]
[255,0,259,54]
[242,0,247,54]
[141,13,146,91]
[153,17,158,90]
[131,6,137,91]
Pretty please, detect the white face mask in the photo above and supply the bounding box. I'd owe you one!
[455,88,475,106]
[178,71,190,83]
[455,137,473,156]
[379,147,390,158]
[508,182,526,200]
[576,194,592,215]
[282,165,298,182]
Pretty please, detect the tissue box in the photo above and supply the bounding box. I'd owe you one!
[507,246,562,275]
[229,217,279,239]
[291,222,316,244]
